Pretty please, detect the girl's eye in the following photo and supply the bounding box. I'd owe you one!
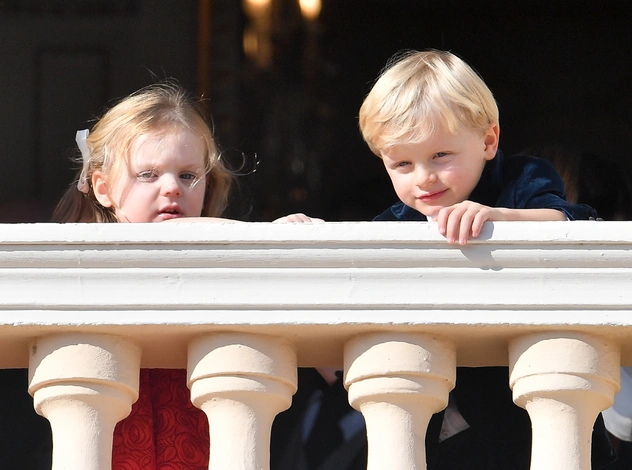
[434,152,448,159]
[396,161,410,168]
[180,172,197,181]
[137,170,158,180]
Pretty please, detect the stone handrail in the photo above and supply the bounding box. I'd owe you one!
[1,221,631,469]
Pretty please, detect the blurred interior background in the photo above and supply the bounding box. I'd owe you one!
[1,0,631,223]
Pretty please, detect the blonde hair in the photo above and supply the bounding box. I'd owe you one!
[359,49,499,156]
[52,82,232,222]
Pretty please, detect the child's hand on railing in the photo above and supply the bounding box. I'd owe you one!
[273,213,325,223]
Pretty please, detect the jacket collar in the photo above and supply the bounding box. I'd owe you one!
[468,149,504,206]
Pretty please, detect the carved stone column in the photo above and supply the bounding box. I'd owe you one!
[344,332,456,469]
[188,333,297,470]
[509,332,620,470]
[28,333,141,470]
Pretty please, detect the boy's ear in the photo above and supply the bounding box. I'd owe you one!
[483,124,500,160]
[91,171,113,207]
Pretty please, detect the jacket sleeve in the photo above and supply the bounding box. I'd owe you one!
[498,155,600,221]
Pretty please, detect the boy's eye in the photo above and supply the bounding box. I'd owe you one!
[434,152,448,158]
[396,161,410,168]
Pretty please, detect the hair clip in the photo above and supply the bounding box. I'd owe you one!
[76,129,90,193]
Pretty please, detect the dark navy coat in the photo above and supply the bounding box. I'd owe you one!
[375,150,600,222]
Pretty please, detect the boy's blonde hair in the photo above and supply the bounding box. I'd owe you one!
[53,82,232,222]
[359,49,499,156]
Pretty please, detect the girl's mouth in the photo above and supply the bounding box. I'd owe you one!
[158,207,183,219]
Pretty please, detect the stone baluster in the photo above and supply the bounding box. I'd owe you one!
[344,332,456,469]
[509,332,620,470]
[187,333,297,470]
[28,333,141,470]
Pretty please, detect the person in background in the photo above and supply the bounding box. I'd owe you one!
[603,368,632,469]
[270,367,367,470]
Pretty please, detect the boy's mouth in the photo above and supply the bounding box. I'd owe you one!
[417,189,447,202]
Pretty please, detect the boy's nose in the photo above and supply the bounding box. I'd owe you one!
[160,174,183,197]
[413,165,436,187]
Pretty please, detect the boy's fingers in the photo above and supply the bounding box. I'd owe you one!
[458,208,477,245]
[435,207,450,235]
[471,212,486,238]
[445,205,467,244]
[471,208,493,238]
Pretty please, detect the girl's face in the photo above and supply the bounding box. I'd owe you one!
[92,129,207,222]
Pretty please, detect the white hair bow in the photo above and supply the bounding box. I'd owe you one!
[76,129,90,193]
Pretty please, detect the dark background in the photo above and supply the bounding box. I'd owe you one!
[1,0,631,223]
[1,1,632,467]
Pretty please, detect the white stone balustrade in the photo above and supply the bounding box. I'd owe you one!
[510,332,620,470]
[345,332,456,469]
[1,221,632,469]
[28,333,141,470]
[188,333,297,470]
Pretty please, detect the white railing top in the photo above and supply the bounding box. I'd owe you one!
[2,221,632,369]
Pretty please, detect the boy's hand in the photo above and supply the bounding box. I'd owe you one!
[434,202,567,244]
[273,213,325,223]
[435,201,495,245]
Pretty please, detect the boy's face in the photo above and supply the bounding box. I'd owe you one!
[380,125,499,218]
[92,129,207,222]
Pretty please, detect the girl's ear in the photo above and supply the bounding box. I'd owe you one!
[91,171,113,207]
[483,124,500,161]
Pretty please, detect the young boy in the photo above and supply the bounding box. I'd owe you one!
[359,49,599,243]
[358,49,613,469]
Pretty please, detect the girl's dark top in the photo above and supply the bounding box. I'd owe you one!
[374,150,614,469]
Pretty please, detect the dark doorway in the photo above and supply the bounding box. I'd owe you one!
[0,0,631,223]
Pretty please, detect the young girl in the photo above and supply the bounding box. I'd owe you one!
[53,82,234,224]
[52,82,318,469]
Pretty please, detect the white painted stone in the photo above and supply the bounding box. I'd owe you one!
[509,332,620,470]
[188,332,297,470]
[345,332,456,469]
[28,333,141,470]
[0,221,631,467]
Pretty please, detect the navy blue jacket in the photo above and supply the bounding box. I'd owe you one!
[375,151,612,469]
[375,150,600,222]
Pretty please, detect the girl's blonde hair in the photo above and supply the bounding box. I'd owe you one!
[359,49,499,156]
[52,82,232,222]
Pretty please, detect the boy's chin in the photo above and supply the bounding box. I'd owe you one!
[414,205,442,220]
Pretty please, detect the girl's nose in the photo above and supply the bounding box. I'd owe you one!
[160,174,182,197]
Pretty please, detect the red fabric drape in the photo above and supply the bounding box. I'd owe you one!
[113,369,209,469]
